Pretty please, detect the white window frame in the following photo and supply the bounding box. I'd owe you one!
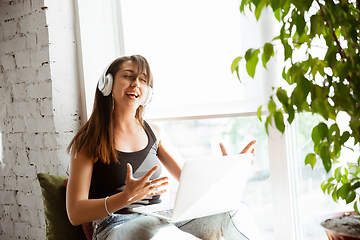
[74,0,125,121]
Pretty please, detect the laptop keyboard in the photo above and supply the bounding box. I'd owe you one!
[154,209,173,218]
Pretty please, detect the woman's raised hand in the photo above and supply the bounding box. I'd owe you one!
[123,163,169,204]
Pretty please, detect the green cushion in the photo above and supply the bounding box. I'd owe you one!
[37,173,87,240]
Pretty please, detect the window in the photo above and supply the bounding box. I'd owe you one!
[120,0,279,120]
[76,1,352,239]
[288,113,355,239]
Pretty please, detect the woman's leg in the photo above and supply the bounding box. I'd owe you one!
[224,203,264,240]
[93,214,200,240]
[176,203,263,240]
[92,204,262,240]
[176,212,229,240]
[92,214,141,240]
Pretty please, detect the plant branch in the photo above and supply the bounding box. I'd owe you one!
[315,0,353,85]
[315,0,346,59]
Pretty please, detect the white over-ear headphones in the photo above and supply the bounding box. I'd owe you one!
[98,64,113,97]
[141,85,153,106]
[98,63,153,106]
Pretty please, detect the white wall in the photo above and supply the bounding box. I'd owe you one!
[0,0,82,239]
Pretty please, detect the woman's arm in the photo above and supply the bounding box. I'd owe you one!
[149,123,183,181]
[66,148,110,225]
[157,140,182,181]
[66,148,168,226]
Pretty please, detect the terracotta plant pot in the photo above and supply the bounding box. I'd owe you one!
[321,211,360,240]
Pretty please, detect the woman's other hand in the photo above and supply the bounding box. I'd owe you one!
[123,163,169,203]
[219,140,256,164]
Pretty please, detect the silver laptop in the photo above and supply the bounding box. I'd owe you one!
[132,153,253,223]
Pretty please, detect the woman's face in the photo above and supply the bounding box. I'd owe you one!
[112,60,149,111]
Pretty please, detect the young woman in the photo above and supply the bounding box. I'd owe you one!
[66,55,260,240]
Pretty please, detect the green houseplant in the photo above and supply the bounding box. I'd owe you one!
[231,0,360,233]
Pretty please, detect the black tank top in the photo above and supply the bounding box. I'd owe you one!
[90,121,162,213]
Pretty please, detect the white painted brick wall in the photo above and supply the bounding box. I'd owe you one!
[0,0,82,239]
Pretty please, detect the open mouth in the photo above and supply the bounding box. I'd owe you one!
[126,93,139,98]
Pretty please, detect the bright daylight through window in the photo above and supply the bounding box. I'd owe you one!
[120,0,353,239]
[77,0,354,239]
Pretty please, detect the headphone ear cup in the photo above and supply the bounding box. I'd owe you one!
[141,86,153,106]
[98,73,113,96]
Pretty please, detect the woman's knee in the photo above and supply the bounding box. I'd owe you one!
[107,216,199,240]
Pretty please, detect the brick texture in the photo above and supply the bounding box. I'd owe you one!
[0,0,82,239]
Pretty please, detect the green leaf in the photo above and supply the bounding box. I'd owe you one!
[336,61,351,81]
[305,153,317,169]
[255,0,266,20]
[274,111,285,133]
[283,41,293,61]
[340,131,350,145]
[328,184,335,194]
[298,76,311,96]
[291,76,310,111]
[325,45,339,68]
[310,14,319,38]
[280,1,291,20]
[338,183,351,199]
[287,65,302,84]
[231,56,242,73]
[276,88,288,105]
[273,8,280,21]
[245,48,255,61]
[312,99,330,120]
[295,13,306,36]
[262,43,274,69]
[293,0,313,12]
[312,127,321,146]
[235,66,241,81]
[334,167,342,181]
[257,105,262,122]
[282,67,286,80]
[317,122,329,140]
[329,123,340,138]
[265,115,272,135]
[312,122,329,145]
[252,0,261,7]
[337,183,355,204]
[286,105,295,124]
[342,173,349,184]
[346,191,356,204]
[245,49,260,78]
[352,182,360,190]
[270,0,280,13]
[320,144,331,172]
[321,181,327,193]
[355,201,360,215]
[332,187,338,202]
[268,98,276,114]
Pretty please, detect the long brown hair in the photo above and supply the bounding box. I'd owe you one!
[67,55,153,164]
